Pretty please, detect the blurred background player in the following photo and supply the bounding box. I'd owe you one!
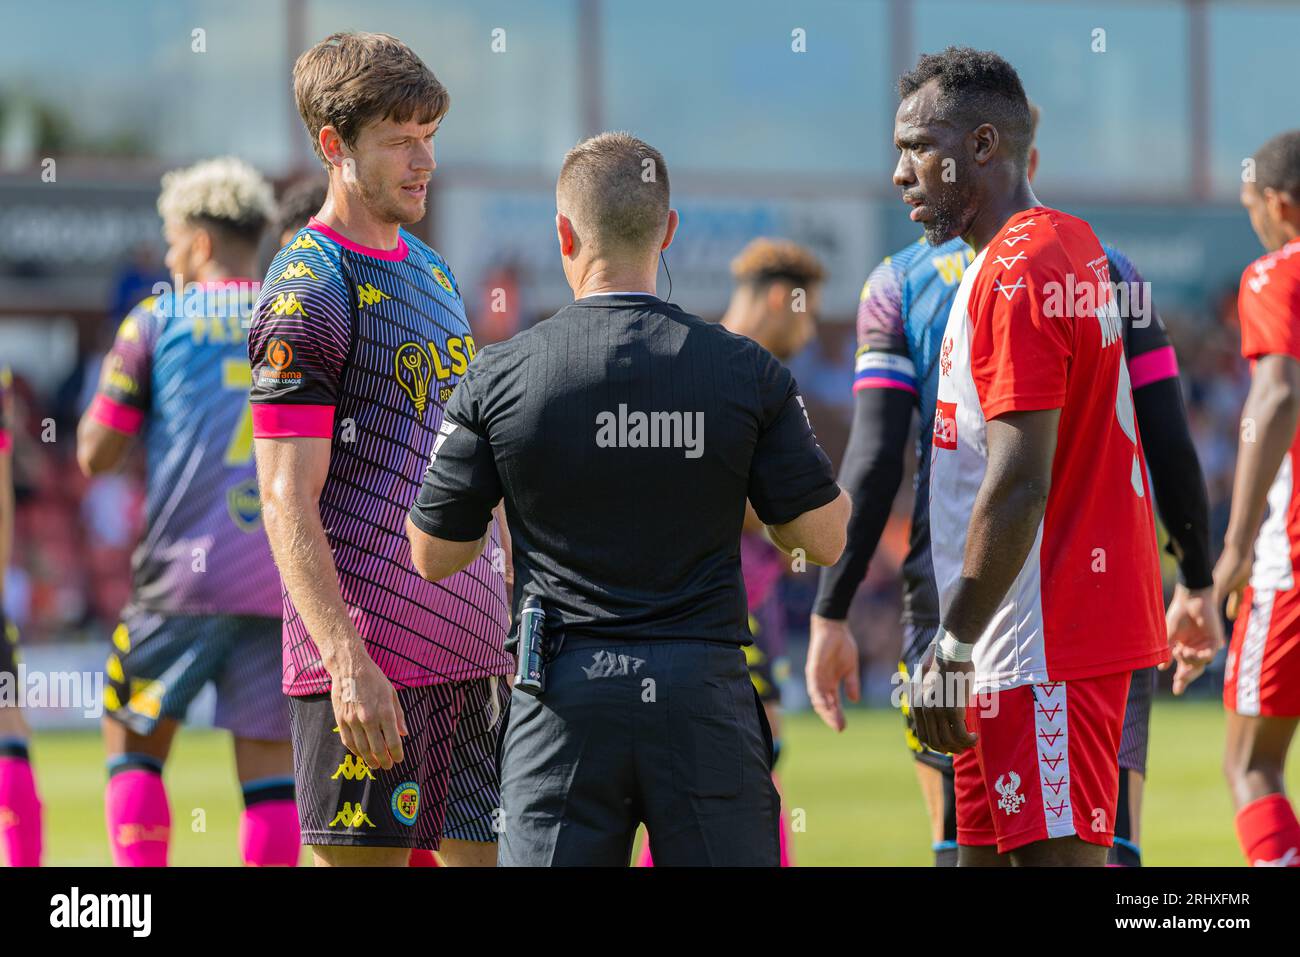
[808,100,1219,868]
[249,32,511,868]
[76,157,299,867]
[273,177,329,249]
[636,237,826,867]
[1213,129,1300,867]
[0,365,43,866]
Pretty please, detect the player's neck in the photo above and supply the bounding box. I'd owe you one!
[720,304,769,350]
[965,180,1041,254]
[315,192,403,252]
[195,261,254,284]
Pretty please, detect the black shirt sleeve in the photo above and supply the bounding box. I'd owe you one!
[408,369,503,543]
[747,347,840,526]
[1132,376,1214,589]
[812,386,914,618]
[1110,247,1214,589]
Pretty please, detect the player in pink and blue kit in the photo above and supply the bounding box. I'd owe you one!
[77,157,299,867]
[250,32,510,867]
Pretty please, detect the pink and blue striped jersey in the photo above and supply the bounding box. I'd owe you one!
[248,219,511,696]
[87,283,282,617]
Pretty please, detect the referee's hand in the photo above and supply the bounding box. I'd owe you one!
[330,652,408,770]
[807,615,861,732]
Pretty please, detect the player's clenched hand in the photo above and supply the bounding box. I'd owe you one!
[1213,544,1253,621]
[910,643,978,755]
[331,651,408,770]
[1162,583,1225,695]
[806,615,860,732]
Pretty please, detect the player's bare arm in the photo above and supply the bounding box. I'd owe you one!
[765,487,851,567]
[75,415,134,477]
[1215,353,1300,617]
[913,408,1059,755]
[255,434,407,771]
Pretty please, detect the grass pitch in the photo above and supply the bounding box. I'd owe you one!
[26,698,1288,866]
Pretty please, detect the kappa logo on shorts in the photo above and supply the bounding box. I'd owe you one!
[391,782,420,826]
[328,802,376,829]
[995,772,1026,815]
[331,755,375,782]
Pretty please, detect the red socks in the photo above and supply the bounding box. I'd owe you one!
[1236,793,1300,867]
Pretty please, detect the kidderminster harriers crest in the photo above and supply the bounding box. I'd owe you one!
[995,772,1026,815]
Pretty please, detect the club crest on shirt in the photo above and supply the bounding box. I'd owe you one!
[431,265,456,297]
[940,337,953,377]
[226,477,263,531]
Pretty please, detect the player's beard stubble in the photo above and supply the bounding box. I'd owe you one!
[919,155,978,247]
[353,160,426,226]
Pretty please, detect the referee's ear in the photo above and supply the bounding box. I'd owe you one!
[660,209,679,252]
[556,213,577,258]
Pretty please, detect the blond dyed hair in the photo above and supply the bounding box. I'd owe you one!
[157,156,274,244]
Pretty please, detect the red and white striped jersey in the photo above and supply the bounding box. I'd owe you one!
[1240,237,1300,593]
[929,206,1168,692]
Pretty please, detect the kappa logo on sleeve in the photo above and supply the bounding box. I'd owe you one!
[268,292,307,317]
[933,400,958,450]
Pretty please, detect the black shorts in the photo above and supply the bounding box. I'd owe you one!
[291,676,508,851]
[0,616,17,680]
[104,609,287,740]
[1119,666,1155,774]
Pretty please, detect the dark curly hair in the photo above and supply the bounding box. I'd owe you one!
[274,177,328,239]
[1255,130,1300,197]
[899,47,1033,167]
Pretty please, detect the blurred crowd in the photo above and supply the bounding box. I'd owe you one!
[2,254,1253,705]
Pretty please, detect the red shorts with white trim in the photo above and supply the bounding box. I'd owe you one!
[955,672,1130,854]
[1225,585,1300,718]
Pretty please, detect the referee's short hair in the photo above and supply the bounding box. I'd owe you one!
[557,132,670,257]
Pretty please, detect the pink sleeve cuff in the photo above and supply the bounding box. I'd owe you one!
[853,378,919,395]
[89,394,145,435]
[0,429,10,452]
[1128,345,1179,390]
[252,403,335,438]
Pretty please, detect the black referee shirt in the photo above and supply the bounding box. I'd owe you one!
[408,293,839,645]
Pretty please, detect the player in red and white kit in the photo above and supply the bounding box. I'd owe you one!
[895,48,1168,866]
[1213,129,1300,867]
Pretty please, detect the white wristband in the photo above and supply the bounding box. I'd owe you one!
[936,631,974,663]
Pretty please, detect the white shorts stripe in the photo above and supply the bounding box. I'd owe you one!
[1236,589,1274,718]
[1033,682,1074,839]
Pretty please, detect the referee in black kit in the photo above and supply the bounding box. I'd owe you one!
[404,132,850,866]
